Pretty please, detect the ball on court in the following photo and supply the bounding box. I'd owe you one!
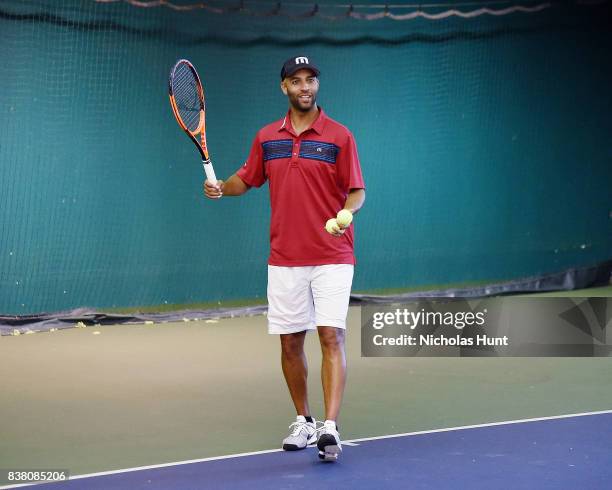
[336,209,353,228]
[325,218,339,234]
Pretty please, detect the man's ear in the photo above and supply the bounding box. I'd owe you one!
[280,80,288,96]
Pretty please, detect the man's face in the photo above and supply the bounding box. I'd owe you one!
[281,69,319,112]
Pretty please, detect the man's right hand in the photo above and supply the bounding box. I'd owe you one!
[204,179,224,199]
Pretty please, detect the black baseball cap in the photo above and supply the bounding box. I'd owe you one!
[280,56,320,80]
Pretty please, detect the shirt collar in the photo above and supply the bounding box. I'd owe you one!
[278,107,326,136]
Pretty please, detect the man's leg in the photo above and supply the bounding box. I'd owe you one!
[316,326,346,461]
[310,264,353,461]
[280,331,311,418]
[317,326,346,422]
[267,265,318,451]
[279,331,318,451]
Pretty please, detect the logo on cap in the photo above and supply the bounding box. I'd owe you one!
[295,57,309,64]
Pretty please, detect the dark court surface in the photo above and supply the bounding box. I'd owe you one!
[14,412,611,490]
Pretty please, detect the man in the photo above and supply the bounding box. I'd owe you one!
[203,56,365,461]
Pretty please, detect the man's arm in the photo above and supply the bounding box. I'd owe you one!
[343,188,365,214]
[203,173,250,199]
[327,188,366,236]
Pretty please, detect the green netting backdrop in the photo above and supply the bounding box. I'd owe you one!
[1,0,611,314]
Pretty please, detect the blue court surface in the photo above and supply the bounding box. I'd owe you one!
[5,411,611,490]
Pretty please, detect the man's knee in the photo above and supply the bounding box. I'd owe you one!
[318,326,345,353]
[280,331,307,359]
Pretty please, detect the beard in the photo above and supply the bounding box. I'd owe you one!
[289,92,317,112]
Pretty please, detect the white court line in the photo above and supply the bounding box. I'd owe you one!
[346,408,612,444]
[0,448,285,490]
[2,409,611,490]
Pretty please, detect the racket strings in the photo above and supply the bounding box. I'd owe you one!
[172,64,202,132]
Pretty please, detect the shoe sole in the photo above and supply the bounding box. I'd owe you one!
[318,444,341,461]
[317,434,342,462]
[282,443,306,451]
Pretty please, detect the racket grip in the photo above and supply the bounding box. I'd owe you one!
[202,159,217,185]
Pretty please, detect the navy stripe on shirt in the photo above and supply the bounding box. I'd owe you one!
[299,140,339,164]
[262,139,292,161]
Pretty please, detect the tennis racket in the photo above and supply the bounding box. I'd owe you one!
[168,59,217,184]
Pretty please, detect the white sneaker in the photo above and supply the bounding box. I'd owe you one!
[282,415,317,451]
[317,420,342,461]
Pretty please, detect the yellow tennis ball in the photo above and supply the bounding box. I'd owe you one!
[336,209,353,228]
[325,218,339,234]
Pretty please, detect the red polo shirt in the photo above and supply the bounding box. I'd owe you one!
[236,108,365,266]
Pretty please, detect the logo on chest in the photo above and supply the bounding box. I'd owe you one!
[300,141,339,164]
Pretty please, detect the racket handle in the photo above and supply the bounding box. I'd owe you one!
[202,159,217,185]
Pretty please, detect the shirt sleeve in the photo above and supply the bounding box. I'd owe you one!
[336,131,365,193]
[236,132,266,188]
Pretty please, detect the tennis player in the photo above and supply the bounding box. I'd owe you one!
[204,56,365,461]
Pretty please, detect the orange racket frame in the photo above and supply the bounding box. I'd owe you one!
[168,59,217,184]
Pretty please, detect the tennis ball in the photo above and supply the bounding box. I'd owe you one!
[325,218,340,235]
[336,209,353,228]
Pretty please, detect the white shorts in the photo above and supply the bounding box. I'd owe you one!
[267,264,354,335]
